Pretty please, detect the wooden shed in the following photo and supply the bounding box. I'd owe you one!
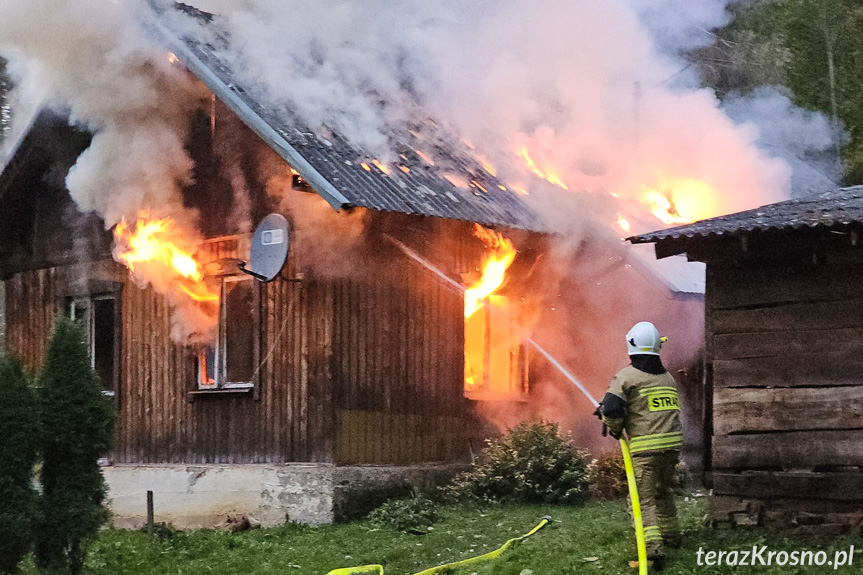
[630,186,863,533]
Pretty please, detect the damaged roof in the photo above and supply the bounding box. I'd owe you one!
[151,3,546,233]
[629,185,863,245]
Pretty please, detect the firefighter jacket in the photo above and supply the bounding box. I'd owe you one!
[601,365,683,455]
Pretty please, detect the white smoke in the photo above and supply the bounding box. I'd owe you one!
[181,0,812,232]
[0,0,211,342]
[0,1,205,227]
[723,86,842,194]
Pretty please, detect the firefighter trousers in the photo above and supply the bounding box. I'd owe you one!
[631,450,681,556]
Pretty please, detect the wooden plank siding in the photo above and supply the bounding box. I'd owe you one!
[2,225,483,467]
[713,471,863,501]
[705,257,863,505]
[116,274,336,464]
[714,386,863,435]
[4,267,59,369]
[331,263,477,465]
[4,261,337,464]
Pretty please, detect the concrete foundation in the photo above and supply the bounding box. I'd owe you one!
[104,463,465,528]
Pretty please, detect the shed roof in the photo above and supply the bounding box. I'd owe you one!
[629,186,863,245]
[149,3,546,233]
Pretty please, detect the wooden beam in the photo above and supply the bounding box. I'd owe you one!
[654,239,689,260]
[714,354,863,388]
[712,298,863,334]
[713,430,863,469]
[713,471,863,501]
[714,386,863,435]
[713,327,863,360]
[709,263,863,310]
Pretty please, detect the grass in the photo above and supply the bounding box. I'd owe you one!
[18,496,862,575]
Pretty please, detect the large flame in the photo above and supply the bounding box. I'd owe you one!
[114,213,218,303]
[464,224,516,318]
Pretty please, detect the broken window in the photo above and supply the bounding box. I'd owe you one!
[197,276,257,390]
[464,295,529,400]
[68,295,119,396]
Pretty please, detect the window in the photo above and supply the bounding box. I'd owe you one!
[464,295,529,400]
[197,276,257,390]
[69,295,119,396]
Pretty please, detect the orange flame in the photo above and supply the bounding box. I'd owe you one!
[518,148,568,190]
[644,190,689,225]
[372,159,390,174]
[465,224,516,318]
[114,214,218,303]
[641,179,720,225]
[476,155,497,176]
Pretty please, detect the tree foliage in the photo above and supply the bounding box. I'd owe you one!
[35,317,114,575]
[693,0,863,185]
[0,355,40,574]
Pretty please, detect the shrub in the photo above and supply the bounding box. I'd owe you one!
[447,421,591,505]
[588,451,627,500]
[367,497,438,532]
[0,355,40,574]
[35,317,115,575]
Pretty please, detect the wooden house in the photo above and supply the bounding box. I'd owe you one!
[0,4,705,528]
[630,186,863,533]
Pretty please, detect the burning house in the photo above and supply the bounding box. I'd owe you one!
[0,3,708,527]
[631,186,863,533]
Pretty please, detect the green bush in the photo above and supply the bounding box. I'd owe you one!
[0,355,40,574]
[588,451,627,500]
[367,497,438,532]
[447,421,591,505]
[35,317,114,575]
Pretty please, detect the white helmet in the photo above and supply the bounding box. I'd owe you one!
[626,321,666,356]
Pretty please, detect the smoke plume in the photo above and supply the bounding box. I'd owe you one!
[0,0,211,342]
[185,0,833,229]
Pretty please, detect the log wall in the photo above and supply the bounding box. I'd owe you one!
[705,256,863,530]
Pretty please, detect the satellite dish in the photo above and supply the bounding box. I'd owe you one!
[239,213,290,282]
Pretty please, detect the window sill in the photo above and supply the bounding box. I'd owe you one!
[464,391,529,403]
[188,386,254,401]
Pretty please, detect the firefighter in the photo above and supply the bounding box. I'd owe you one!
[598,321,682,569]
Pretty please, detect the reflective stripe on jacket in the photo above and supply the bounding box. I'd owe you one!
[602,365,682,455]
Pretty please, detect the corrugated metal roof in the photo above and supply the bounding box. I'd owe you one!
[153,3,546,233]
[629,185,863,244]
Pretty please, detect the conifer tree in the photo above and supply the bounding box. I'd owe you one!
[35,317,114,575]
[0,355,40,574]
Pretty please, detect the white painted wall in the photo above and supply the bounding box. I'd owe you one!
[104,464,335,528]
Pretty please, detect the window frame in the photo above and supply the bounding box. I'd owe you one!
[67,293,121,399]
[463,295,529,402]
[195,274,260,393]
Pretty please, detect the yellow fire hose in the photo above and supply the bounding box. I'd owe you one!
[620,438,648,575]
[325,516,552,575]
